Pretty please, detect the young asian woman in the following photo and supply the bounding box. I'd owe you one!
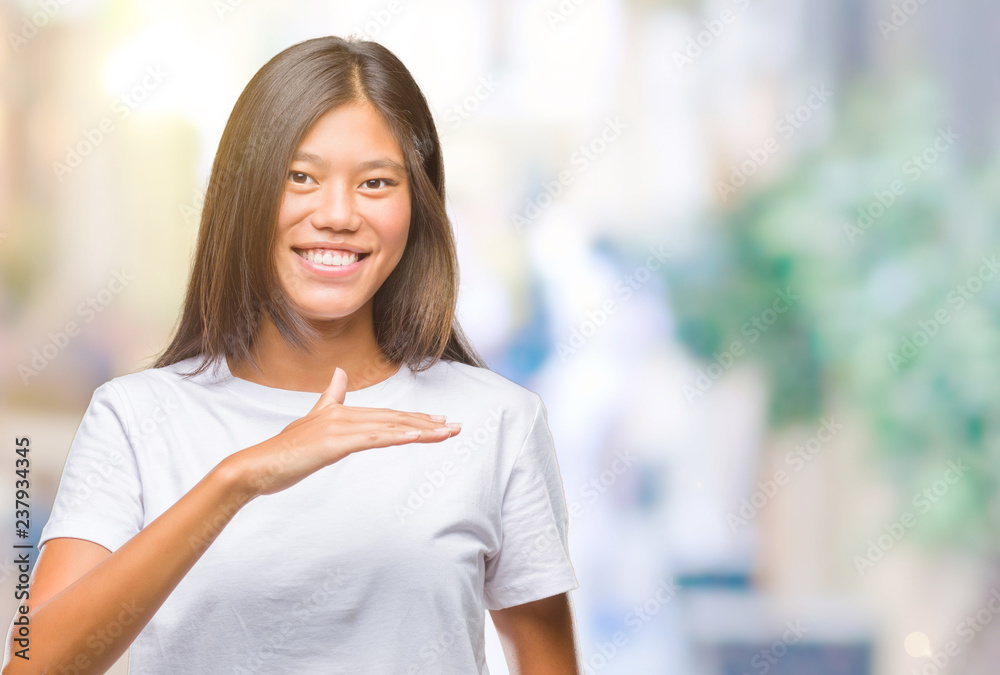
[5,35,580,675]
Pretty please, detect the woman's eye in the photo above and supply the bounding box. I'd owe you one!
[288,171,312,184]
[362,178,394,189]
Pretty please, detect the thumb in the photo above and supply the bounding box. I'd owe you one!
[311,366,348,412]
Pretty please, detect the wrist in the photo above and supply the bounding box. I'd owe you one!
[213,452,262,506]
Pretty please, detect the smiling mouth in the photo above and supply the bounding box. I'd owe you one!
[294,248,369,267]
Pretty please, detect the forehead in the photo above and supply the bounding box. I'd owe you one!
[295,101,405,162]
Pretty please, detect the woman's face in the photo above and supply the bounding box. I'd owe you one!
[274,101,411,323]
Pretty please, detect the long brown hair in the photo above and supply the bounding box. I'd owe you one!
[153,35,485,376]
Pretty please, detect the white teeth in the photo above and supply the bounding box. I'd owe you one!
[298,248,360,267]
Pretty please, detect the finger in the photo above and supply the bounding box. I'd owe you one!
[311,367,348,413]
[340,423,459,453]
[405,422,462,438]
[334,407,453,431]
[342,404,448,424]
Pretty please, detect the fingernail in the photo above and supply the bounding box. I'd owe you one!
[445,422,462,430]
[404,430,421,437]
[429,414,447,422]
[434,426,451,433]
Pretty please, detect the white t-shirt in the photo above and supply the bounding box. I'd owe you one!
[39,355,578,674]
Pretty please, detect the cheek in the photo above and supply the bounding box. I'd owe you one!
[277,192,310,230]
[390,204,411,251]
[274,195,304,281]
[381,199,411,253]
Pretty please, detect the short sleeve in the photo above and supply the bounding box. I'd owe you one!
[38,382,144,554]
[483,397,579,610]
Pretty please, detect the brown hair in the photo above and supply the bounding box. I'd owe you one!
[153,35,485,376]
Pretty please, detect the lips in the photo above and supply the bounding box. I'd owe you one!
[293,247,370,267]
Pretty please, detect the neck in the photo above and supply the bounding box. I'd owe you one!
[228,303,399,393]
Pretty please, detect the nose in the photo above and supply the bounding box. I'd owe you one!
[309,182,361,231]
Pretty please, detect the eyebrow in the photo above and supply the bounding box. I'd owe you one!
[291,151,406,174]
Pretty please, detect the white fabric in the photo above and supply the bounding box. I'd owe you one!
[39,355,578,674]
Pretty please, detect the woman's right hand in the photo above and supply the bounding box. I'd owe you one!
[229,366,461,498]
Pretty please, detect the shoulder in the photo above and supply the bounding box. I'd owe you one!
[416,359,543,411]
[105,355,215,392]
[93,355,221,417]
[417,359,541,407]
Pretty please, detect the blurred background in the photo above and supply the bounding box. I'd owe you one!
[2,0,999,673]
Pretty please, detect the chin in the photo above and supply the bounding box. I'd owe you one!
[288,298,366,322]
[297,307,359,322]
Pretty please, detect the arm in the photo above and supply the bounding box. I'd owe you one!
[1,459,252,675]
[490,592,580,675]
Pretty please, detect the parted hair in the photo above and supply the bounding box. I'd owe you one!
[153,35,485,376]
